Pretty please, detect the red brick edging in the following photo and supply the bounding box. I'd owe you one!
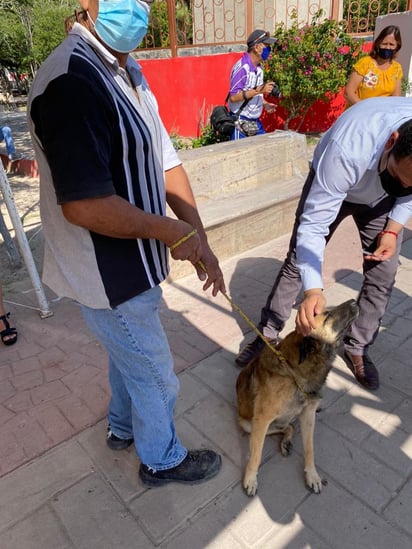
[1,154,39,178]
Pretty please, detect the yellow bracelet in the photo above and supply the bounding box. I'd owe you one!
[169,229,198,252]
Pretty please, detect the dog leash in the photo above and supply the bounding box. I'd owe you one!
[169,231,308,395]
[197,259,308,398]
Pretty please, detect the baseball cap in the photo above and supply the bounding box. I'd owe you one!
[247,30,277,48]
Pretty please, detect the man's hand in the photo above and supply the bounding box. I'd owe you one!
[194,246,226,296]
[164,164,225,296]
[167,221,225,296]
[261,81,275,95]
[295,289,326,336]
[364,229,399,262]
[168,220,202,264]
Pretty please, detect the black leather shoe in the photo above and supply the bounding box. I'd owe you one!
[344,351,380,390]
[106,429,134,451]
[235,336,276,367]
[139,449,222,486]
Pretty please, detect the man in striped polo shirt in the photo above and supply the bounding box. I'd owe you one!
[28,0,225,486]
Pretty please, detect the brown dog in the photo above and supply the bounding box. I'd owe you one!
[236,299,359,496]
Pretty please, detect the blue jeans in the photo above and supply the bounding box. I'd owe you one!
[0,126,16,156]
[80,286,187,470]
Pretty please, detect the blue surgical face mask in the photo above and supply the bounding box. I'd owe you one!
[92,0,150,54]
[377,47,395,60]
[261,46,271,61]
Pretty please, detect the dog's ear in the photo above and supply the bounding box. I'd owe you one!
[299,336,317,364]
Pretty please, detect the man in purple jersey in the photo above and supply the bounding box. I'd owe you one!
[228,29,278,139]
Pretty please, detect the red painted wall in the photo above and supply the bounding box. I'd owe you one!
[261,91,347,134]
[138,43,373,137]
[139,53,241,137]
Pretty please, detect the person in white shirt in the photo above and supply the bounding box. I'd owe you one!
[236,97,412,391]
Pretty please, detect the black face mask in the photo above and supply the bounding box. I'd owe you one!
[379,154,412,198]
[378,48,395,60]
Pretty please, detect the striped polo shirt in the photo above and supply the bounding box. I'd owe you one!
[28,23,181,309]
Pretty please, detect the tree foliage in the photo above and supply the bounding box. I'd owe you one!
[31,2,75,68]
[0,0,192,92]
[0,0,76,91]
[0,10,29,68]
[142,0,192,49]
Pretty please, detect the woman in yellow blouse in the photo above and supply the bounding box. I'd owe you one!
[344,25,403,107]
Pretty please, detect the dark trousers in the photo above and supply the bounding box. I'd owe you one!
[260,169,402,354]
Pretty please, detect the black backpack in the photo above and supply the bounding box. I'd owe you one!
[210,93,250,136]
[210,106,235,136]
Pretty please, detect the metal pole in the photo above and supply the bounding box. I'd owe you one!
[167,0,177,57]
[330,0,340,22]
[0,205,21,266]
[0,162,53,318]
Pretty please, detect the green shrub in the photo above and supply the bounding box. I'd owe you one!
[192,124,231,148]
[265,10,365,130]
[142,0,193,49]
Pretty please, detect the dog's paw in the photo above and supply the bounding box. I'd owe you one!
[280,440,293,456]
[243,473,258,496]
[305,469,323,494]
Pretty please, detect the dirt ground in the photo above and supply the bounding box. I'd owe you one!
[0,105,43,292]
[0,172,43,292]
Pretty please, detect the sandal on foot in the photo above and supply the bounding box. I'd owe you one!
[0,313,18,346]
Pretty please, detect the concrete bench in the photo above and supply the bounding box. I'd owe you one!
[168,130,309,280]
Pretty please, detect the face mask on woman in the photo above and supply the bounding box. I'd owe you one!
[377,48,395,60]
[91,0,150,53]
[261,46,271,61]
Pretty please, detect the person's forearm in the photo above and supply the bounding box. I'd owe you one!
[388,201,412,228]
[344,71,363,106]
[230,85,266,103]
[61,194,178,246]
[344,89,360,106]
[165,164,208,244]
[392,79,402,97]
[383,219,403,236]
[296,220,328,291]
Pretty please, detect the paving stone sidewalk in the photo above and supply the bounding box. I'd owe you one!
[0,225,412,548]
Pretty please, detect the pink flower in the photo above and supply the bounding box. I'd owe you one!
[338,45,350,54]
